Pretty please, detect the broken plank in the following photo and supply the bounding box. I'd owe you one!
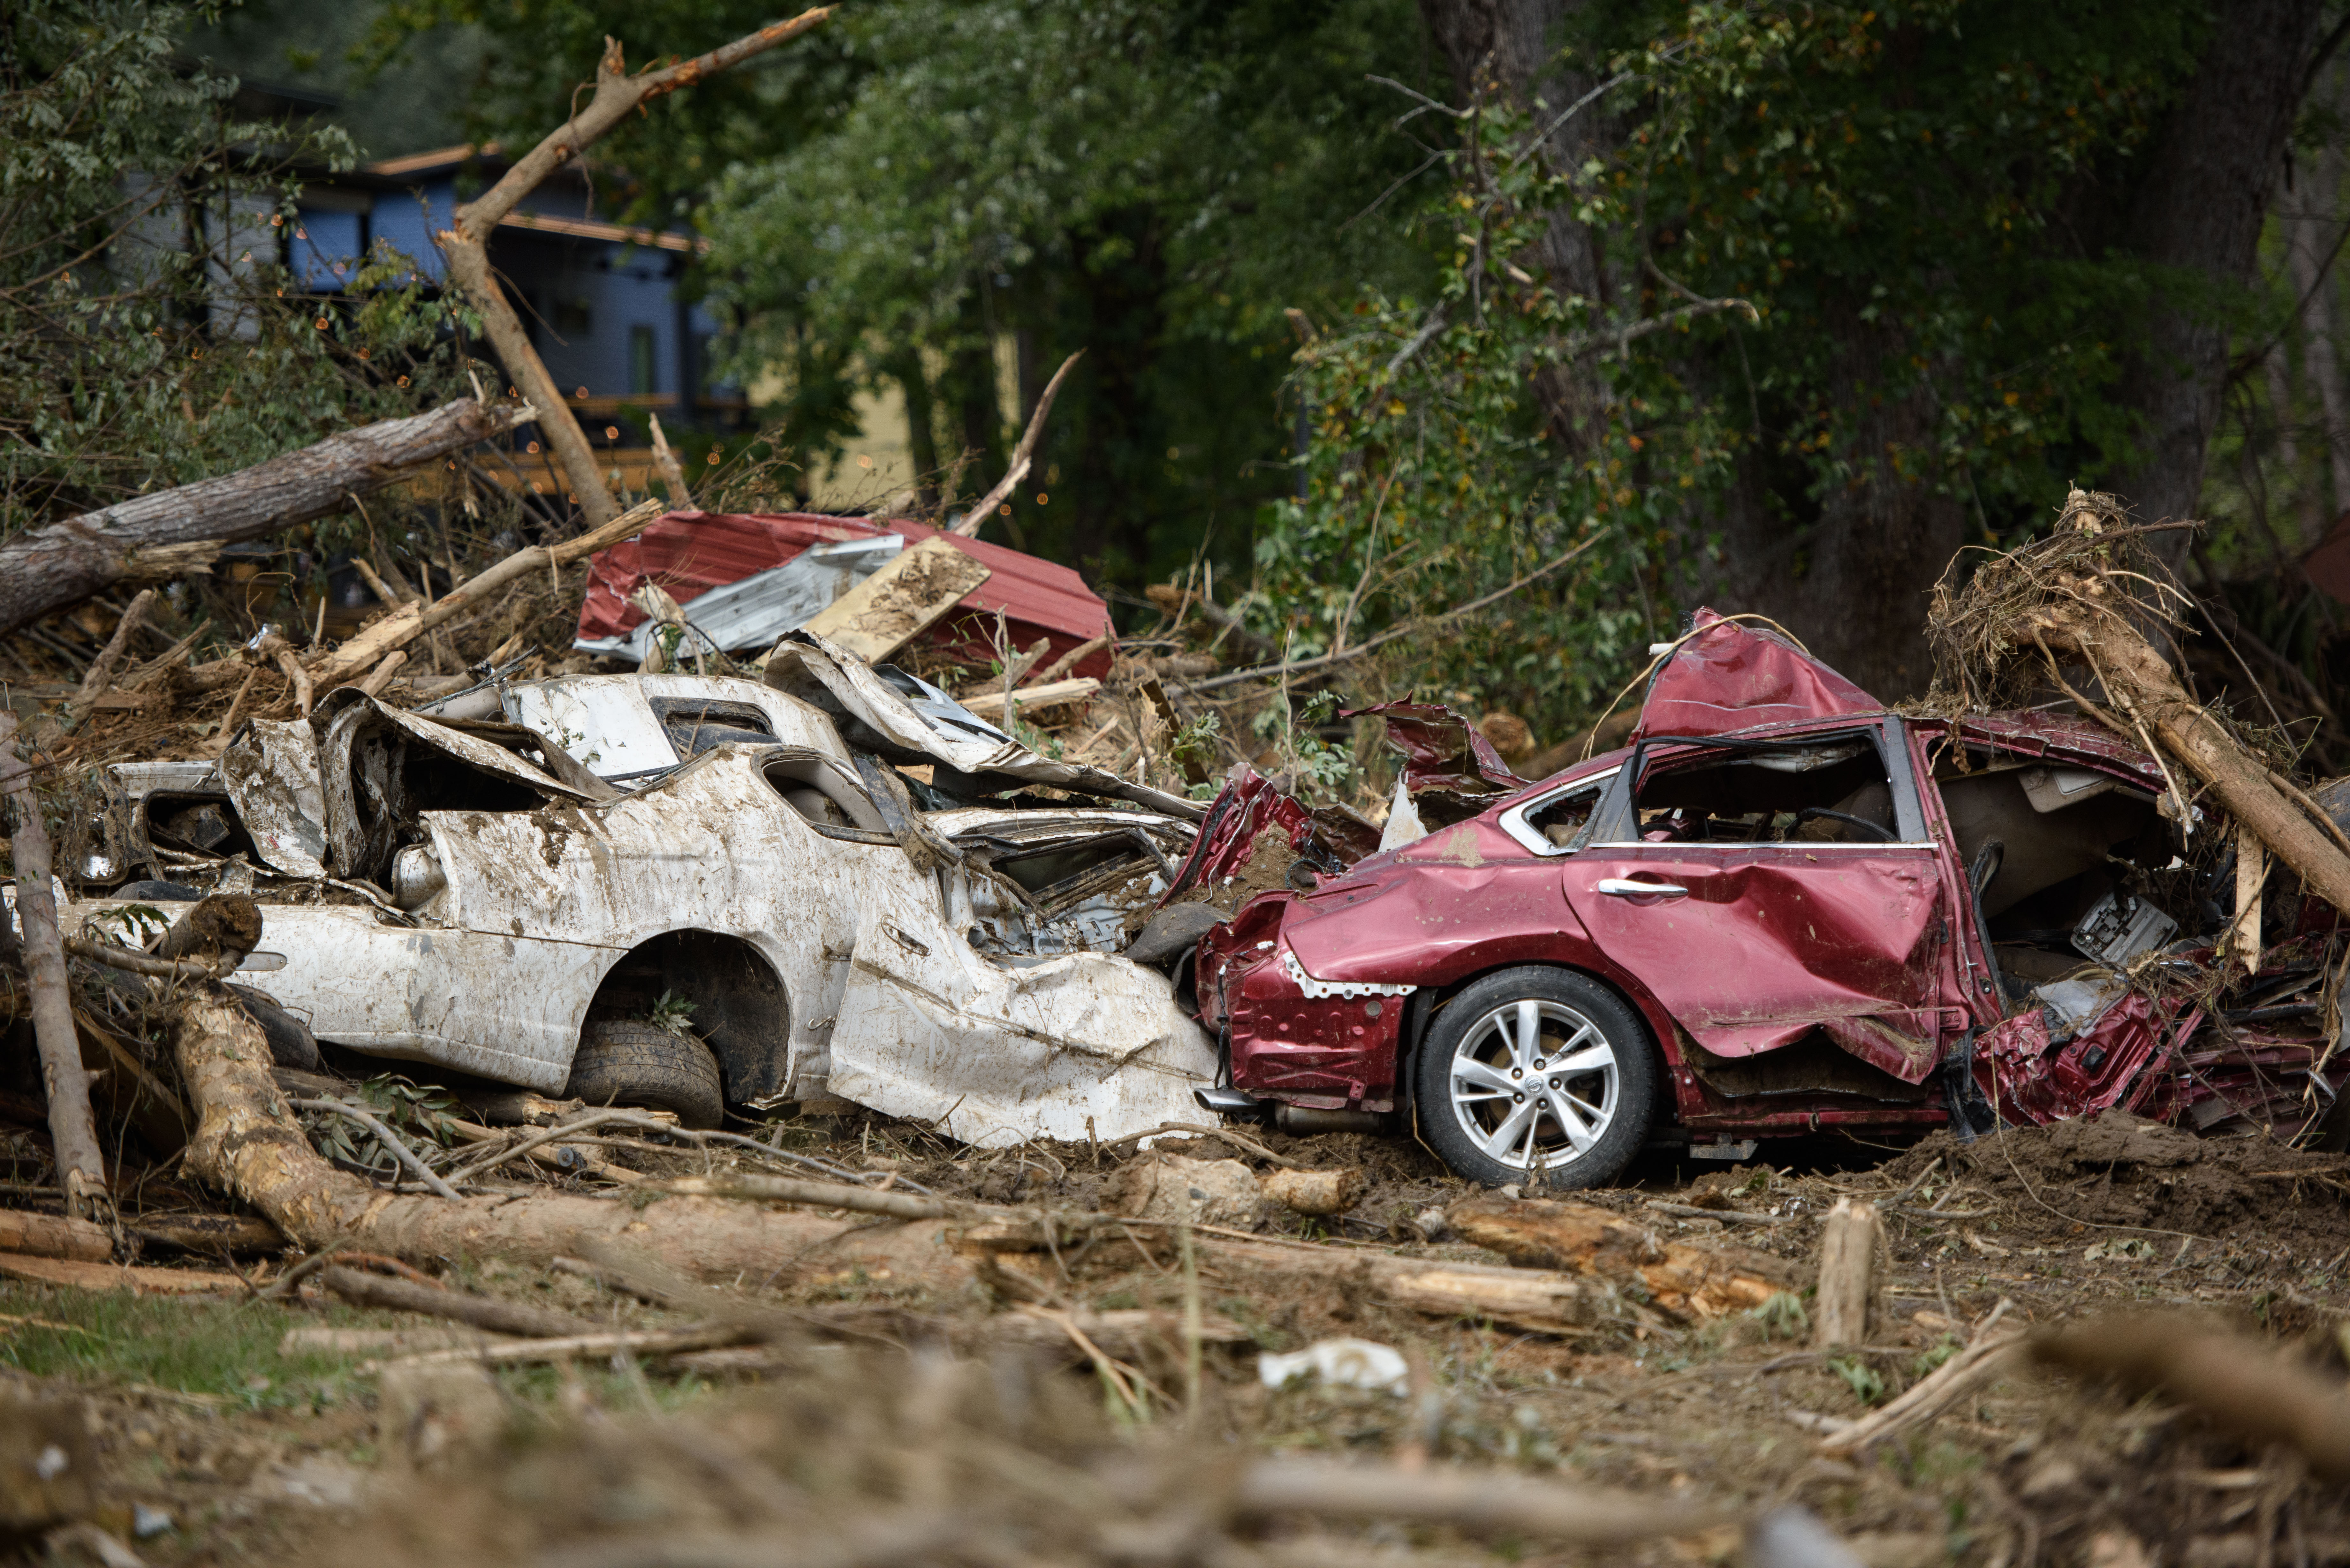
[798,536,990,665]
[957,677,1101,719]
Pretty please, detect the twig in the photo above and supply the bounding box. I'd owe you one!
[652,1173,963,1222]
[1646,1201,1796,1226]
[289,1098,461,1200]
[952,350,1085,539]
[255,1247,340,1303]
[61,936,229,982]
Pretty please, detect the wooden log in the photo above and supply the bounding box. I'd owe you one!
[0,1255,241,1293]
[1261,1167,1366,1217]
[437,12,832,527]
[1812,1198,1881,1349]
[172,981,970,1285]
[1448,1195,1800,1320]
[124,1212,282,1255]
[0,713,110,1218]
[0,398,530,637]
[319,1265,600,1339]
[152,892,263,969]
[373,1323,749,1370]
[655,1173,959,1221]
[0,1210,112,1262]
[1232,1456,1739,1546]
[2031,1316,2350,1481]
[798,537,992,664]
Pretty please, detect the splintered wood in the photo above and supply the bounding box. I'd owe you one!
[1446,1194,1801,1320]
[801,537,992,664]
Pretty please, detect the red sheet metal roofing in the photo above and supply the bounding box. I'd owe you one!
[1633,607,1879,741]
[576,511,1115,680]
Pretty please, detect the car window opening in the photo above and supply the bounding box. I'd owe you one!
[1635,737,1894,845]
[1529,783,1604,848]
[1933,744,2199,992]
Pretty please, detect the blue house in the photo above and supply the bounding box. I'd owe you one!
[290,143,742,477]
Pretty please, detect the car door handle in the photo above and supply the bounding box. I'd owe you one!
[1595,877,1689,899]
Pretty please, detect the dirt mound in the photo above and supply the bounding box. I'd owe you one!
[1883,1112,2350,1253]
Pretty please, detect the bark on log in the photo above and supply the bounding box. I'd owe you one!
[1812,1198,1881,1349]
[1448,1195,1799,1320]
[0,714,110,1219]
[173,982,968,1286]
[2031,598,2350,916]
[0,398,531,637]
[437,13,832,527]
[0,1210,112,1262]
[320,1265,600,1339]
[2030,1316,2350,1481]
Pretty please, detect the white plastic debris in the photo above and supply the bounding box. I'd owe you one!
[131,1505,172,1539]
[1257,1337,1410,1396]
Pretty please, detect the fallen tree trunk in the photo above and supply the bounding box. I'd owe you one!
[0,713,110,1220]
[439,12,832,526]
[1448,1195,1800,1320]
[0,1210,112,1262]
[172,981,968,1285]
[0,397,531,637]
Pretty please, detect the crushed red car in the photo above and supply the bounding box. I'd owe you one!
[1171,611,2349,1187]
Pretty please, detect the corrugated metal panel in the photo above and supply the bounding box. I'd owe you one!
[576,511,1115,679]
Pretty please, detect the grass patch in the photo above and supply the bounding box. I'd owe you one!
[0,1282,405,1412]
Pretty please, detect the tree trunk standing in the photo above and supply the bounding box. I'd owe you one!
[889,351,944,509]
[0,398,529,639]
[2289,104,2350,543]
[1066,210,1171,582]
[2103,0,2326,537]
[2265,347,2323,548]
[1706,326,1971,699]
[0,716,110,1221]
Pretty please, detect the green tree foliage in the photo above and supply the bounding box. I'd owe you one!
[699,0,1443,585]
[1260,2,2226,740]
[1,0,474,540]
[368,0,1441,588]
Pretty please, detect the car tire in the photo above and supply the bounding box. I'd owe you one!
[567,1020,725,1129]
[1413,967,1657,1190]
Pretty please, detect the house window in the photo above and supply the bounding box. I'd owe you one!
[629,325,656,395]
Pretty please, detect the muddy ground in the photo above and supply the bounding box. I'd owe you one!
[0,1107,2345,1568]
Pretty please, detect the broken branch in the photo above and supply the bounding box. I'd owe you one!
[438,13,832,526]
[288,1098,461,1201]
[0,713,110,1221]
[321,1265,599,1338]
[952,351,1084,538]
[0,398,531,637]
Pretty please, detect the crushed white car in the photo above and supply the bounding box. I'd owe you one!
[64,633,1216,1146]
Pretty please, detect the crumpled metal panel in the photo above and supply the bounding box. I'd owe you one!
[827,918,1216,1148]
[1559,848,1948,1070]
[217,719,329,877]
[764,631,1203,820]
[1347,699,1528,795]
[1975,989,2195,1125]
[1634,609,1879,741]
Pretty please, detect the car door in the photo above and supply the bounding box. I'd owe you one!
[1557,720,1961,1084]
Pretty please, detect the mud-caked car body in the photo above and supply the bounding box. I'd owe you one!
[62,635,1215,1145]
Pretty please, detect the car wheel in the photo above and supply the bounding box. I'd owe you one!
[1413,967,1656,1189]
[567,1019,725,1129]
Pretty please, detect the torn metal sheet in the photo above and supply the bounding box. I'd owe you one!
[580,535,906,662]
[217,720,330,877]
[1633,609,1879,741]
[763,630,1204,819]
